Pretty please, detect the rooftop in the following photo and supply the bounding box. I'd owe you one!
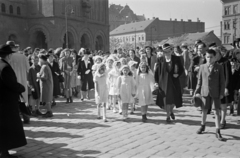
[221,0,239,3]
[110,19,155,36]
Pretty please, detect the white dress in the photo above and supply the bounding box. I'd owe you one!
[118,76,135,104]
[108,69,120,95]
[136,73,155,106]
[94,73,108,104]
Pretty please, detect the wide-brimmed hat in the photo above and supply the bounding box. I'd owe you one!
[128,60,138,67]
[162,43,172,51]
[39,54,48,61]
[192,94,204,108]
[119,65,130,72]
[0,44,16,55]
[6,41,19,48]
[93,55,104,62]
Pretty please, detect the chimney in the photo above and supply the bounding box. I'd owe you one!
[188,19,192,22]
[175,19,177,21]
[181,19,183,21]
[170,18,172,21]
[153,17,155,19]
[197,18,200,22]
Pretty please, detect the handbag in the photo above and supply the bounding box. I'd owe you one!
[152,87,166,98]
[19,94,31,115]
[58,74,64,83]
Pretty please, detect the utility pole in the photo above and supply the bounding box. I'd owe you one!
[135,28,136,50]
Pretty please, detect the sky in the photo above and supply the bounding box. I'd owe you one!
[109,0,222,37]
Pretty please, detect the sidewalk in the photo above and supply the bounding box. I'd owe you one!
[11,95,240,158]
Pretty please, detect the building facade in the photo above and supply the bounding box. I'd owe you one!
[109,4,145,32]
[110,18,205,47]
[221,0,240,44]
[0,0,109,51]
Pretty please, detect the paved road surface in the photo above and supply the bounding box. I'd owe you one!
[10,94,240,158]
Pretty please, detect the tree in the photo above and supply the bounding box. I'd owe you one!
[109,37,121,53]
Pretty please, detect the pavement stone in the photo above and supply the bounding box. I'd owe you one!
[8,95,240,158]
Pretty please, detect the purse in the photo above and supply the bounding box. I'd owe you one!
[58,74,64,83]
[19,94,32,115]
[152,87,166,98]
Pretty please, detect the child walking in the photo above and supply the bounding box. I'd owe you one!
[108,61,121,113]
[118,65,135,120]
[94,63,109,122]
[128,61,138,114]
[136,62,155,122]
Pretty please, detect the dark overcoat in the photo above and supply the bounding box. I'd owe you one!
[0,59,27,150]
[48,61,61,96]
[154,55,184,108]
[77,57,94,91]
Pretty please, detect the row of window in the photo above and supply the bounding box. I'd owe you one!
[116,35,145,43]
[225,4,238,16]
[1,3,21,15]
[223,35,230,44]
[224,19,237,30]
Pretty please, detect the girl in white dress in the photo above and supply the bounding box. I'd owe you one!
[128,61,138,114]
[136,62,155,122]
[108,61,121,113]
[105,57,115,110]
[94,63,108,122]
[118,65,136,120]
[92,55,103,75]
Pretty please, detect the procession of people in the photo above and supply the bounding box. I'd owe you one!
[1,39,240,157]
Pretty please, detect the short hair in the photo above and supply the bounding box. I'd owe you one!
[145,46,153,52]
[113,49,117,54]
[197,42,206,48]
[206,49,216,56]
[129,49,135,54]
[181,45,188,50]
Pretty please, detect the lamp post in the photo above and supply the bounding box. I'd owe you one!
[134,28,136,50]
[65,4,74,48]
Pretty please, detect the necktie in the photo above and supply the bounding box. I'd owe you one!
[209,64,213,72]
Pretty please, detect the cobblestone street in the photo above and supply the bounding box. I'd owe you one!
[11,94,240,158]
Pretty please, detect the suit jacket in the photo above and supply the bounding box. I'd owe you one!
[77,57,94,80]
[149,54,157,71]
[195,63,225,98]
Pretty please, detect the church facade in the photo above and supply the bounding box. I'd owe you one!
[0,0,109,51]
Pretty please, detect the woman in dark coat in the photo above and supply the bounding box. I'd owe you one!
[77,49,94,101]
[215,47,234,129]
[155,43,184,123]
[47,53,61,106]
[0,45,27,157]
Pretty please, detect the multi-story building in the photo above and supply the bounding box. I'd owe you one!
[0,0,109,51]
[110,18,205,47]
[109,4,145,32]
[221,0,240,44]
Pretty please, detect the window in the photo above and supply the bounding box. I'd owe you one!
[225,6,231,15]
[9,5,13,14]
[224,36,230,44]
[233,19,237,29]
[233,5,238,14]
[17,6,21,15]
[123,37,125,42]
[132,37,134,42]
[224,21,230,30]
[142,36,144,41]
[139,37,141,41]
[1,3,5,13]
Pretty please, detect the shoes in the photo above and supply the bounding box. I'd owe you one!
[216,129,225,141]
[36,109,43,116]
[103,119,108,122]
[81,98,84,101]
[52,102,56,107]
[166,117,171,123]
[0,151,18,158]
[66,98,69,104]
[42,111,53,118]
[69,97,73,103]
[142,115,147,123]
[97,116,101,119]
[130,112,134,115]
[23,119,30,124]
[196,125,205,134]
[170,113,175,120]
[220,121,226,129]
[113,109,117,113]
[119,112,122,115]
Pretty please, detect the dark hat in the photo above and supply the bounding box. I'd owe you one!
[84,49,91,55]
[6,41,19,48]
[192,94,204,108]
[195,40,202,45]
[0,44,16,55]
[39,54,48,61]
[162,43,171,51]
[208,42,217,48]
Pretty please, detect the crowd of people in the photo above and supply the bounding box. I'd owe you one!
[1,38,240,157]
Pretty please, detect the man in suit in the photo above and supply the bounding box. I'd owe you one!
[194,49,225,141]
[129,49,140,68]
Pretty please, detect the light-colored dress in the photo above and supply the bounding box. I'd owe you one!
[70,65,78,88]
[94,73,108,104]
[136,73,155,106]
[9,53,30,102]
[39,64,53,103]
[118,76,135,104]
[108,69,120,95]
